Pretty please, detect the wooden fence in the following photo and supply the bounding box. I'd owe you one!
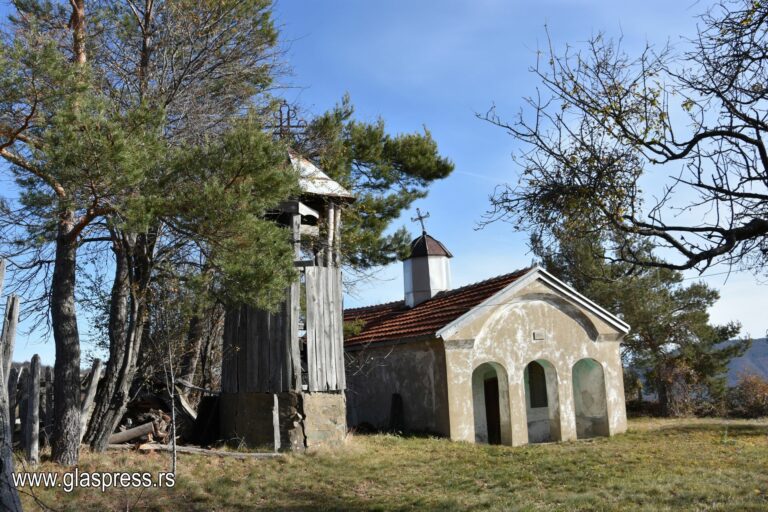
[1,259,104,464]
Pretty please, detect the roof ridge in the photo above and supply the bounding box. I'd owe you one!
[344,299,404,314]
[430,267,532,298]
[343,267,533,314]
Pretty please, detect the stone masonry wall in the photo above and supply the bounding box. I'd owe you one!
[302,392,347,449]
[219,391,346,451]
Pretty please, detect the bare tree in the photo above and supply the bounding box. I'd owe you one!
[481,0,768,274]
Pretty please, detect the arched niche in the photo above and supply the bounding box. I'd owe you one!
[572,358,609,438]
[523,359,561,443]
[471,362,512,445]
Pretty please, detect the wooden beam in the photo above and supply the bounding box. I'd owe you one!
[79,358,102,442]
[25,355,40,465]
[278,200,320,219]
[108,421,155,444]
[107,443,282,459]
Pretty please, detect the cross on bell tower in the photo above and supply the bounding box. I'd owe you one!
[411,208,430,235]
[270,100,307,140]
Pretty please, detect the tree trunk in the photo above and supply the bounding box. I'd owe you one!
[50,215,81,466]
[178,315,204,389]
[86,233,153,452]
[84,239,130,448]
[657,377,669,417]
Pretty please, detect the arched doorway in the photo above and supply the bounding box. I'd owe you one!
[472,362,511,445]
[523,360,561,443]
[572,358,609,438]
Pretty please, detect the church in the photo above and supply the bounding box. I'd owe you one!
[343,227,629,446]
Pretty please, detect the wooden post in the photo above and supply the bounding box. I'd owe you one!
[0,259,22,510]
[44,367,54,447]
[325,202,335,266]
[1,295,19,381]
[79,358,102,442]
[26,355,40,465]
[17,367,28,452]
[6,367,18,445]
[38,372,46,447]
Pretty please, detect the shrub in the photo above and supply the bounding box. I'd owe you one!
[727,374,768,418]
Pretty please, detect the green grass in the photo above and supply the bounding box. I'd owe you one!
[17,418,768,511]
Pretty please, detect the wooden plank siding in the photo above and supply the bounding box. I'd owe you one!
[306,266,345,392]
[221,285,301,394]
[221,267,344,394]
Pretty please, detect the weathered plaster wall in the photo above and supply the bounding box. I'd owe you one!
[346,340,450,436]
[443,279,627,446]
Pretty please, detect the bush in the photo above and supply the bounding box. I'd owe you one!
[727,374,768,418]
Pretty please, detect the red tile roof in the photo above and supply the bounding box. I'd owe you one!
[344,268,531,346]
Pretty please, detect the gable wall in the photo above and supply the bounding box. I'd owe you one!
[443,279,627,445]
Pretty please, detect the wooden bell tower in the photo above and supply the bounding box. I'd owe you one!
[219,147,353,451]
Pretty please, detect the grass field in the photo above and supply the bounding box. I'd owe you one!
[16,418,768,511]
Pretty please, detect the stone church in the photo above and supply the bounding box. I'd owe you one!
[344,230,629,446]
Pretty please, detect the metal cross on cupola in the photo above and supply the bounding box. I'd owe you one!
[411,208,430,234]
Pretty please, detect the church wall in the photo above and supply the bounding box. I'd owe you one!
[443,279,627,446]
[345,339,450,436]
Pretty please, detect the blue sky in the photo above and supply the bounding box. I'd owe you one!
[271,0,766,337]
[2,0,765,365]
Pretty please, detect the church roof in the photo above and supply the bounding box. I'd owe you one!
[406,232,453,259]
[344,268,531,346]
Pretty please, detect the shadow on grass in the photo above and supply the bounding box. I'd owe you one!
[248,493,462,512]
[651,422,767,438]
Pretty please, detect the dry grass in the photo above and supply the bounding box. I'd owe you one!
[16,418,768,511]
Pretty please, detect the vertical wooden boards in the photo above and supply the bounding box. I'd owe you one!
[17,367,27,452]
[288,280,301,392]
[44,367,53,446]
[305,267,345,392]
[323,267,336,390]
[334,267,346,390]
[221,308,239,394]
[25,355,40,465]
[222,298,297,394]
[305,269,319,391]
[6,367,17,445]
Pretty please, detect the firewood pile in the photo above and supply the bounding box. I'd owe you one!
[108,385,198,445]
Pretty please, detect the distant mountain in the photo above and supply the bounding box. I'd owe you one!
[725,338,768,386]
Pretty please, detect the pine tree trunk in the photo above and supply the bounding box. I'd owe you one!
[50,215,81,466]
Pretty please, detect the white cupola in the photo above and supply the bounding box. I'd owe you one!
[403,228,453,308]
